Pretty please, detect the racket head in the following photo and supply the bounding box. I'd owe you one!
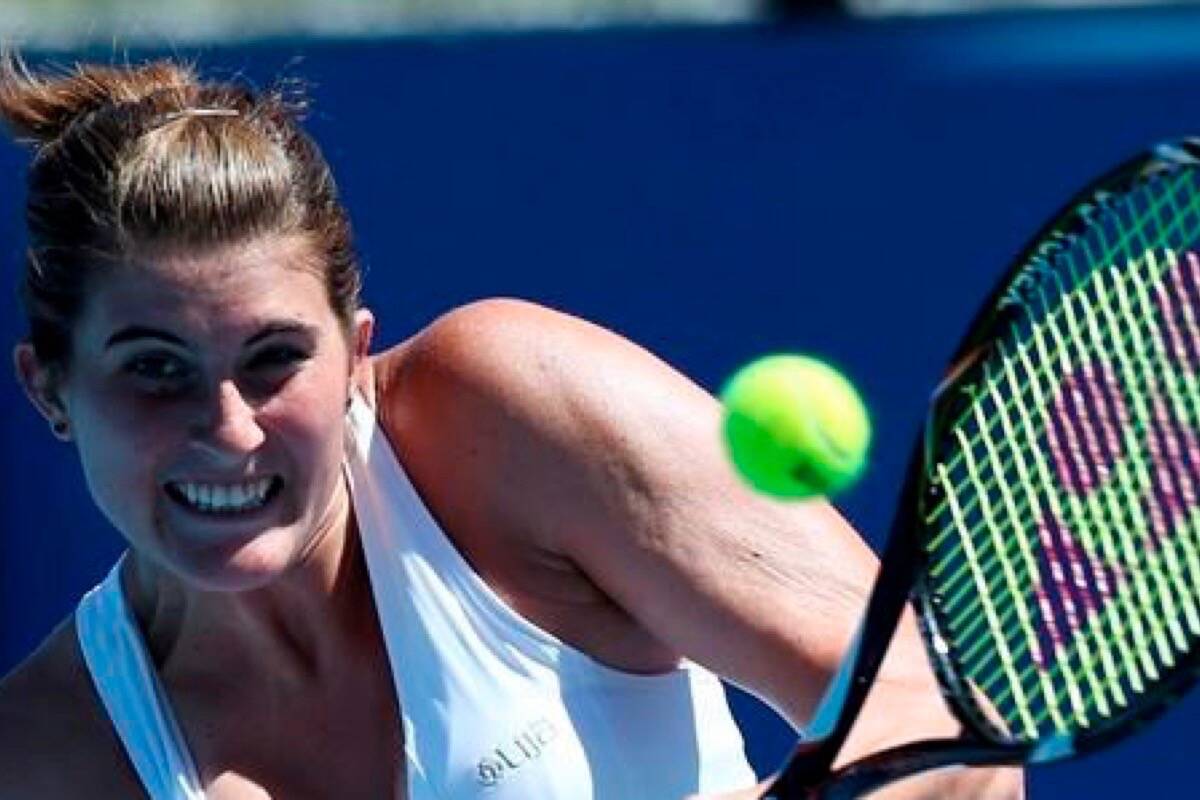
[913,138,1200,762]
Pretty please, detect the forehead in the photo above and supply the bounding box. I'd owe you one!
[78,238,334,343]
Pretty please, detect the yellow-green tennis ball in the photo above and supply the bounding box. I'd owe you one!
[720,354,871,499]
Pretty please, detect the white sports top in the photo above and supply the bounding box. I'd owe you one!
[76,393,758,799]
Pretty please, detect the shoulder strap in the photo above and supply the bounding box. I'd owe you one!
[76,556,206,800]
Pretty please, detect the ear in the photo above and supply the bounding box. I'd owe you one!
[351,307,375,364]
[348,307,375,399]
[13,343,71,441]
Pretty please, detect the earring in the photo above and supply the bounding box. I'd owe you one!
[50,419,69,438]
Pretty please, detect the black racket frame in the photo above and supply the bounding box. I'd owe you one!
[767,138,1200,800]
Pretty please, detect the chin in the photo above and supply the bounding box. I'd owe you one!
[162,525,305,593]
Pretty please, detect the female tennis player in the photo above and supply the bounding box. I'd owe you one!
[0,54,1021,799]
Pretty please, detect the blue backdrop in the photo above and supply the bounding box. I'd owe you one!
[4,7,1200,796]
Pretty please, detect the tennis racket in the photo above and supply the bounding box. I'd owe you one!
[767,139,1200,799]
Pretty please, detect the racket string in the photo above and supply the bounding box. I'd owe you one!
[921,170,1200,742]
[929,169,1200,489]
[940,257,1200,730]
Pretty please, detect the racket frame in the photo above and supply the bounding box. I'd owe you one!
[766,138,1200,799]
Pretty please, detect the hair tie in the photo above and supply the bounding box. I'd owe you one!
[159,108,240,125]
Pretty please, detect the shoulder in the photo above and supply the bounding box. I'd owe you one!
[370,296,721,547]
[0,618,143,799]
[372,296,712,442]
[375,296,615,395]
[368,299,636,539]
[368,300,712,669]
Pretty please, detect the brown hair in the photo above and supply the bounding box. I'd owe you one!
[0,50,362,372]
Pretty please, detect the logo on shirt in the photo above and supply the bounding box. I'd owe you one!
[476,717,560,787]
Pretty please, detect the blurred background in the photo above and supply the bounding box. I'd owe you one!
[2,0,1200,797]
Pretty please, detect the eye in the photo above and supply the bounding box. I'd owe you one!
[247,345,310,370]
[122,352,194,392]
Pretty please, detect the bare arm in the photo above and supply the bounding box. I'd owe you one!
[382,298,1023,799]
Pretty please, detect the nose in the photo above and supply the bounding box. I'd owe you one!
[191,379,265,457]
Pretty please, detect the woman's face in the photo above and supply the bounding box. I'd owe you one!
[37,237,372,591]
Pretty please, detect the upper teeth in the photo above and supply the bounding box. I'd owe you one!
[173,479,273,512]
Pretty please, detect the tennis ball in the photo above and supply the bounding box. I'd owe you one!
[720,354,871,499]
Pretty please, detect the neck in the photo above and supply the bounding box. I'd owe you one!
[122,481,383,689]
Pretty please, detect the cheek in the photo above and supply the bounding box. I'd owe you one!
[71,399,176,531]
[268,376,351,472]
[73,383,179,463]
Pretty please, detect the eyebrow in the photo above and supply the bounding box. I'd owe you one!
[104,321,319,351]
[104,326,184,350]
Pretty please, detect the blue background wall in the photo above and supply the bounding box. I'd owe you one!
[3,7,1200,795]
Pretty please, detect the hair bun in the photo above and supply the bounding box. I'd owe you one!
[0,48,198,146]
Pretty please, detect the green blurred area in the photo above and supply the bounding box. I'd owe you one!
[0,0,759,48]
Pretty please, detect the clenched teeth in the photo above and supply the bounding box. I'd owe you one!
[169,478,276,513]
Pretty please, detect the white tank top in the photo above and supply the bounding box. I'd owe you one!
[76,394,758,798]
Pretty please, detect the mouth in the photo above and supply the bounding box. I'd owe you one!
[164,476,284,517]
